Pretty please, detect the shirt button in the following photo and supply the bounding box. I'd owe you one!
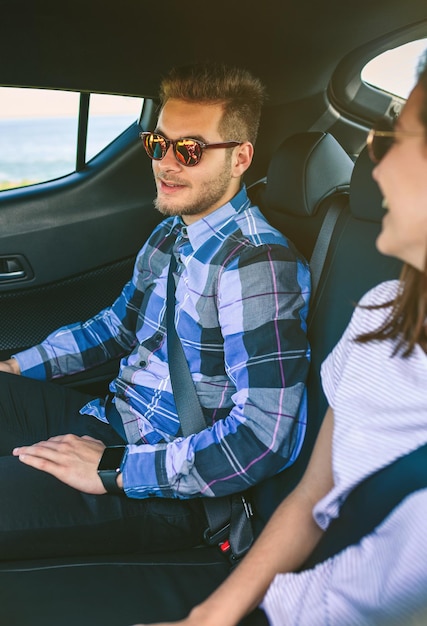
[139,360,147,368]
[155,333,163,344]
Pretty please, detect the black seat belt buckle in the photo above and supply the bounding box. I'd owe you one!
[203,522,230,547]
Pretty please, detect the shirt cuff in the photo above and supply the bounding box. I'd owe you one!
[12,347,49,380]
[122,443,172,498]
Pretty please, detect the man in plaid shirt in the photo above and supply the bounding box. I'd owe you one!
[0,63,310,558]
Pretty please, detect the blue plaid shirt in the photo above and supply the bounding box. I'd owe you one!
[15,187,311,499]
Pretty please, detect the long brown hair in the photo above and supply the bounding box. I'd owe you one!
[357,265,427,356]
[357,50,427,357]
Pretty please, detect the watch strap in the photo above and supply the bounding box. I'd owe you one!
[98,469,123,495]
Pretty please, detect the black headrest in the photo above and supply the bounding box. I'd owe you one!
[349,146,385,223]
[264,132,354,217]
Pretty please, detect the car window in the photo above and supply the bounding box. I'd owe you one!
[362,38,427,99]
[0,88,142,192]
[86,93,142,161]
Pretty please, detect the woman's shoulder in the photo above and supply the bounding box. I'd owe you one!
[342,279,400,338]
[321,280,401,407]
[358,279,400,308]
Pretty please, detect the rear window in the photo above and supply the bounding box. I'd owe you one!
[362,38,427,99]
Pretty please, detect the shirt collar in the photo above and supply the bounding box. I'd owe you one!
[181,185,250,251]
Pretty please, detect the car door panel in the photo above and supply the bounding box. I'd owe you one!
[0,123,160,389]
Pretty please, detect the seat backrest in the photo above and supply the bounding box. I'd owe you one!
[249,131,354,529]
[306,146,402,428]
[251,131,354,261]
[251,142,402,531]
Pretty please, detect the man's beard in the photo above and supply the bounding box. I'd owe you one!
[154,159,232,218]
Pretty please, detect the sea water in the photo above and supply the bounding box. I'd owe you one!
[0,115,137,188]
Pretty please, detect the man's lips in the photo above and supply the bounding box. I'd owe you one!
[157,178,188,193]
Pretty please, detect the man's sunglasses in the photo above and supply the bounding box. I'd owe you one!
[367,118,426,163]
[139,131,242,167]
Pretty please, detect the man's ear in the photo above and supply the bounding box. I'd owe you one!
[231,142,254,178]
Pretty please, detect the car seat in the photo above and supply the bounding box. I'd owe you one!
[0,141,401,626]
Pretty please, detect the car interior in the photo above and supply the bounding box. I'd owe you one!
[0,0,426,623]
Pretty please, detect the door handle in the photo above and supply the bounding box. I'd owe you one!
[0,256,30,281]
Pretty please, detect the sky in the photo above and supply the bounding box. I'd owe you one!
[0,89,142,119]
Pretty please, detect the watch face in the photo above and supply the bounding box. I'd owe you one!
[98,446,125,471]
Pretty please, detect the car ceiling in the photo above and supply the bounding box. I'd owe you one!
[1,0,427,106]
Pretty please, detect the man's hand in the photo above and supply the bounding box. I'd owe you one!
[0,358,21,375]
[13,434,110,494]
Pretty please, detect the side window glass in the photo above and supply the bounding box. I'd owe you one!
[0,89,143,192]
[86,94,142,161]
[362,38,427,99]
[0,88,79,191]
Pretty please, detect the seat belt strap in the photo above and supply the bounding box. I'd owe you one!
[166,252,206,435]
[166,251,254,561]
[302,441,427,569]
[309,195,345,300]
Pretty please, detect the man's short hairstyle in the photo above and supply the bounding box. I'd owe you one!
[159,62,266,145]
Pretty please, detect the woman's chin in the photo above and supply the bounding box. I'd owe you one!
[375,230,395,259]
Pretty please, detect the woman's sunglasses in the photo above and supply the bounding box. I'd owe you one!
[139,132,242,167]
[367,118,425,163]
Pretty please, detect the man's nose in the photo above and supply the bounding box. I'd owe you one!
[158,144,181,169]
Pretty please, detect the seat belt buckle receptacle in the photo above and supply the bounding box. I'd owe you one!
[203,522,230,547]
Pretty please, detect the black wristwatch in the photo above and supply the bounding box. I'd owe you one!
[97,445,127,494]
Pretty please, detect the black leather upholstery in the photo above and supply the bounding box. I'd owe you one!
[250,136,401,527]
[264,131,354,217]
[255,132,353,263]
[349,146,386,222]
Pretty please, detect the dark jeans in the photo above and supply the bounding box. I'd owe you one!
[0,372,206,560]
